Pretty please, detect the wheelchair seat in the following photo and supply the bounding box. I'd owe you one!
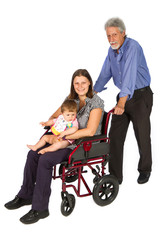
[70,141,110,162]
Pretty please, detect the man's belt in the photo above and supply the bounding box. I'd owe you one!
[135,86,150,92]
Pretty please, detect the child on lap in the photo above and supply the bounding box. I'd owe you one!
[27,99,78,154]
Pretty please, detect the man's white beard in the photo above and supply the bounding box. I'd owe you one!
[110,42,120,50]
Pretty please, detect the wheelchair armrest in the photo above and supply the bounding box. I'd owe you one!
[68,134,110,165]
[75,134,107,145]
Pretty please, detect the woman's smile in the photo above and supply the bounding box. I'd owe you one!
[73,76,90,97]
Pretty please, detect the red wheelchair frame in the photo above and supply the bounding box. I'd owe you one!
[45,109,119,216]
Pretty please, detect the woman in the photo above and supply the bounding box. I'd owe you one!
[5,69,104,224]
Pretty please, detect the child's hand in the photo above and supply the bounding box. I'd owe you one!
[57,132,65,141]
[40,122,46,127]
[57,136,63,141]
[58,132,65,138]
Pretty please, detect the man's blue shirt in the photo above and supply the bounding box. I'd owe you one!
[94,37,151,99]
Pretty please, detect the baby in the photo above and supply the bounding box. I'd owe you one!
[27,99,78,154]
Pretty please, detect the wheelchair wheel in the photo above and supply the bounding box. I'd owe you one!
[59,163,82,183]
[93,175,119,206]
[61,194,76,216]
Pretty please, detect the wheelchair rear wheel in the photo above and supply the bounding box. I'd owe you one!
[61,194,76,216]
[93,175,119,206]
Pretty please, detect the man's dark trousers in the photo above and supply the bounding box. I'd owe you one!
[109,86,153,183]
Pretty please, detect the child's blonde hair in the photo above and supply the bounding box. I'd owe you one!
[61,99,77,113]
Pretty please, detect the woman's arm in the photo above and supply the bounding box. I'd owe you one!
[65,108,103,140]
[58,127,78,139]
[48,107,62,120]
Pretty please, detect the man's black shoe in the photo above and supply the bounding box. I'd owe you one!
[137,172,150,184]
[118,179,122,185]
[20,209,49,224]
[4,196,32,210]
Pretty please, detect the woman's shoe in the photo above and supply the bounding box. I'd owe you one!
[20,209,49,224]
[4,196,32,210]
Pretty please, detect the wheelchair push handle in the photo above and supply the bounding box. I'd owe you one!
[105,108,114,136]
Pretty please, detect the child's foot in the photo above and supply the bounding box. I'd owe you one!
[38,149,46,155]
[27,145,37,151]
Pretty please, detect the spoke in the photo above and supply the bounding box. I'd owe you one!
[99,191,105,198]
[65,206,69,212]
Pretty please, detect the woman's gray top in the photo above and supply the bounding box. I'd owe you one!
[67,93,104,150]
[75,93,104,135]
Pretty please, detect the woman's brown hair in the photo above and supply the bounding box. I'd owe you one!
[68,69,93,99]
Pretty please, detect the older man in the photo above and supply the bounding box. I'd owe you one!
[94,17,153,184]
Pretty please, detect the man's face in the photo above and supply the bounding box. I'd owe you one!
[106,27,125,50]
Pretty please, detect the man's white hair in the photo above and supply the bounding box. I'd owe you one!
[104,17,126,33]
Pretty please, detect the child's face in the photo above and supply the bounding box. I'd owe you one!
[63,110,76,122]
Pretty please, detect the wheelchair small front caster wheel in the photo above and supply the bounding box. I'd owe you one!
[61,194,76,216]
[93,175,119,206]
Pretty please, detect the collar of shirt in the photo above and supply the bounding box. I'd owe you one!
[113,37,129,58]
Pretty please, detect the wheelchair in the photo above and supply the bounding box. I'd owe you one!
[44,110,119,216]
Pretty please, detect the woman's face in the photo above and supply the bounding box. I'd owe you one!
[73,76,90,98]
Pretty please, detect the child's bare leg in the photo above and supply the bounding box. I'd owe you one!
[27,135,58,151]
[38,140,70,154]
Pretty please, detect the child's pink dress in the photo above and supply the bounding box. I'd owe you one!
[51,114,78,144]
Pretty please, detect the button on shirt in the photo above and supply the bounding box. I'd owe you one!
[94,37,151,99]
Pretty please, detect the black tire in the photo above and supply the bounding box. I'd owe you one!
[59,164,81,183]
[61,194,76,216]
[93,175,119,206]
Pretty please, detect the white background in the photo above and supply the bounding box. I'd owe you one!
[0,0,159,239]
